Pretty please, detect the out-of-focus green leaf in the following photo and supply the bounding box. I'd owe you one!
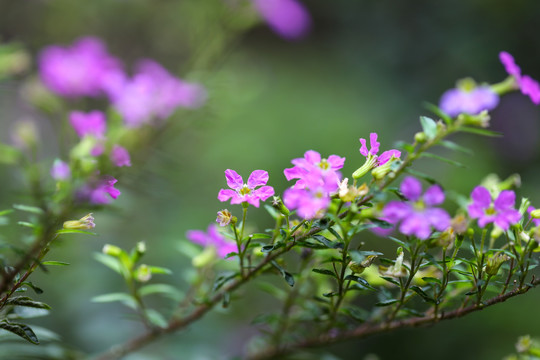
[0,143,21,164]
[460,126,502,137]
[91,293,136,309]
[145,309,168,328]
[0,321,39,344]
[420,152,466,168]
[312,268,337,279]
[271,261,294,287]
[440,140,473,155]
[375,299,398,307]
[56,229,97,236]
[139,284,183,300]
[41,261,70,266]
[5,297,51,310]
[12,204,44,215]
[420,116,438,139]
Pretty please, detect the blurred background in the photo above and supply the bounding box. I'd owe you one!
[1,0,540,359]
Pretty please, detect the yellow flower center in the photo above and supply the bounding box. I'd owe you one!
[318,159,329,170]
[239,185,251,196]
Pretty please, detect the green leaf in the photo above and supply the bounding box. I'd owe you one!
[271,261,294,287]
[420,152,466,168]
[145,309,168,328]
[17,221,36,229]
[91,292,136,309]
[460,126,502,137]
[349,250,384,263]
[380,276,400,286]
[312,268,337,279]
[423,102,452,125]
[347,223,382,237]
[94,253,125,277]
[410,286,436,304]
[139,284,183,300]
[264,205,279,220]
[213,272,238,292]
[375,299,398,307]
[12,204,44,215]
[41,261,70,266]
[420,116,438,140]
[344,275,376,291]
[440,140,473,155]
[0,209,14,216]
[260,245,275,253]
[21,282,43,295]
[311,235,343,249]
[250,233,272,240]
[341,306,369,322]
[421,277,442,285]
[0,321,39,344]
[148,266,172,275]
[5,297,51,310]
[56,229,97,236]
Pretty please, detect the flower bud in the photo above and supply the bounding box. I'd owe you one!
[216,209,234,226]
[531,209,540,219]
[338,179,368,202]
[485,252,509,276]
[516,335,532,354]
[271,196,290,216]
[349,255,378,274]
[352,156,377,180]
[457,110,490,128]
[192,246,217,267]
[63,213,95,230]
[414,132,427,143]
[102,244,123,257]
[435,228,455,248]
[135,264,152,282]
[451,214,468,235]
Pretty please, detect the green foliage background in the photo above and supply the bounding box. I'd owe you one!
[1,0,540,359]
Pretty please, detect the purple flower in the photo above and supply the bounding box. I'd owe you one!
[467,186,521,231]
[383,176,450,239]
[218,169,275,207]
[69,110,107,138]
[284,150,344,191]
[50,159,70,180]
[253,0,311,40]
[186,224,237,258]
[106,59,207,127]
[499,51,540,105]
[359,133,401,166]
[78,176,121,205]
[38,37,121,98]
[439,86,499,118]
[110,145,131,167]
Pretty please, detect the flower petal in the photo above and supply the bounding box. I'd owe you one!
[304,150,321,165]
[247,170,269,188]
[359,138,368,157]
[218,189,237,202]
[499,51,521,77]
[224,169,243,190]
[327,155,345,170]
[494,190,515,211]
[253,185,275,202]
[369,132,380,155]
[400,176,422,201]
[425,208,451,231]
[186,230,209,246]
[377,149,401,166]
[470,186,492,209]
[423,185,445,206]
[383,201,411,223]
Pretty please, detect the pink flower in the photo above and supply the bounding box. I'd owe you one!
[499,51,540,105]
[359,133,401,167]
[284,150,344,191]
[110,145,131,167]
[468,186,521,231]
[253,0,311,40]
[38,37,121,98]
[78,176,121,205]
[283,171,336,219]
[383,176,450,240]
[218,169,274,207]
[50,159,70,180]
[69,110,107,138]
[439,86,499,117]
[106,59,207,128]
[186,224,236,258]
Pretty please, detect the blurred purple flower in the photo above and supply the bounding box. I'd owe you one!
[106,59,207,127]
[439,86,499,118]
[359,133,401,166]
[383,176,450,240]
[499,51,540,105]
[468,186,521,231]
[218,169,274,207]
[69,110,107,138]
[253,0,311,40]
[284,150,344,191]
[50,159,70,181]
[110,145,131,167]
[78,176,121,205]
[186,224,236,258]
[38,37,121,98]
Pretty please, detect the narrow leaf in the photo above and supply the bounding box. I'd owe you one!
[12,204,44,215]
[0,321,39,344]
[404,168,437,184]
[4,297,51,310]
[312,268,337,279]
[440,140,473,155]
[41,261,70,266]
[420,116,438,140]
[271,261,294,287]
[91,293,136,309]
[375,299,398,307]
[460,126,502,137]
[420,152,466,168]
[56,229,97,236]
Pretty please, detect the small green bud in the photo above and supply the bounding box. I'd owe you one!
[135,264,152,282]
[63,213,95,230]
[531,209,540,219]
[414,132,427,143]
[457,110,491,128]
[271,196,290,216]
[103,244,123,257]
[466,228,474,237]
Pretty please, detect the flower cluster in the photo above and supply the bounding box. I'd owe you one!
[353,133,400,179]
[467,186,521,231]
[439,78,499,118]
[500,51,540,105]
[283,150,345,219]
